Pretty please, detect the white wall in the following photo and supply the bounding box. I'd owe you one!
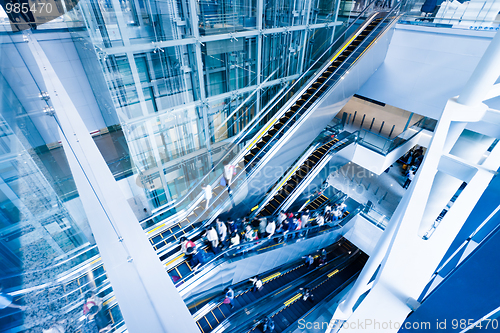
[358,24,500,138]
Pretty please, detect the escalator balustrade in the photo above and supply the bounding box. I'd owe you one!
[250,251,368,333]
[257,139,338,217]
[243,16,385,169]
[195,245,348,333]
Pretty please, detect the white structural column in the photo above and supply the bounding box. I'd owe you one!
[25,33,199,333]
[327,31,500,333]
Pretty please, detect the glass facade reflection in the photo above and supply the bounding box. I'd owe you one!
[0,0,355,329]
[74,0,352,210]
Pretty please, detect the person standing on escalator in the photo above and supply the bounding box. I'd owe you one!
[245,225,257,242]
[304,254,314,269]
[201,183,212,210]
[301,288,315,303]
[216,218,228,249]
[258,218,267,239]
[265,220,276,238]
[249,276,263,292]
[205,225,219,254]
[301,210,310,229]
[224,287,235,309]
[187,246,205,271]
[227,217,238,234]
[262,317,275,332]
[223,162,236,194]
[315,214,325,227]
[180,237,196,255]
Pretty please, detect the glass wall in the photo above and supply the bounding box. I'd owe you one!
[198,0,258,35]
[0,73,124,332]
[73,0,358,211]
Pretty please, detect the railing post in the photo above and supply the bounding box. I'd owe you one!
[369,117,375,130]
[360,114,366,129]
[352,111,357,124]
[388,124,395,138]
[378,121,385,134]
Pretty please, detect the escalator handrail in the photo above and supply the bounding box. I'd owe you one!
[140,0,382,229]
[266,133,360,216]
[249,123,344,218]
[160,193,345,264]
[151,8,400,261]
[175,205,363,288]
[177,11,387,231]
[217,251,361,333]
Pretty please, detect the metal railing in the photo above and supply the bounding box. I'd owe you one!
[138,0,386,233]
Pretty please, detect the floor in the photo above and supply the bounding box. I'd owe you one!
[36,129,132,201]
[326,161,408,220]
[336,96,423,139]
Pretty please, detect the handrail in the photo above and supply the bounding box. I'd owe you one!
[140,0,382,229]
[153,7,401,257]
[155,9,387,233]
[176,205,363,287]
[271,133,360,215]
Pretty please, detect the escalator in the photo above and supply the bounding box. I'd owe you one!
[167,201,362,292]
[198,241,365,333]
[303,194,331,211]
[194,241,354,333]
[250,252,367,333]
[254,131,357,218]
[242,14,387,169]
[146,8,400,259]
[256,138,339,217]
[0,248,126,333]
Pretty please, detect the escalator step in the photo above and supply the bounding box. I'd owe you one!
[204,311,220,329]
[281,309,296,327]
[274,315,288,332]
[238,292,253,305]
[288,302,303,319]
[176,262,191,277]
[232,296,244,309]
[215,305,228,320]
[198,317,211,333]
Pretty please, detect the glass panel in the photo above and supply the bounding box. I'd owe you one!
[198,0,257,35]
[203,37,258,97]
[0,72,124,332]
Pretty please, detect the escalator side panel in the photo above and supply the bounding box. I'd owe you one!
[231,19,397,217]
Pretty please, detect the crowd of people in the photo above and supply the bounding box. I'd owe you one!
[180,200,348,274]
